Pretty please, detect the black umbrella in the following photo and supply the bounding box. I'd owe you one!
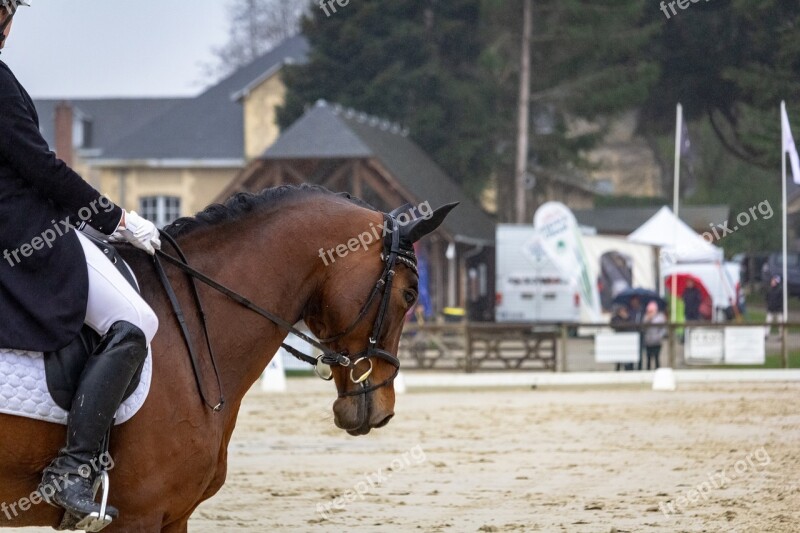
[611,288,667,312]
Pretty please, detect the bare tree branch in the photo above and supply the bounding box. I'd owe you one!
[707,108,770,169]
[202,0,309,83]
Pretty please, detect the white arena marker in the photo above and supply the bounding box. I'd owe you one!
[394,371,407,395]
[261,352,287,393]
[652,367,676,391]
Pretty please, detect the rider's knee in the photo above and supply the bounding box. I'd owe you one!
[107,320,146,346]
[105,320,148,366]
[136,305,158,345]
[107,302,158,346]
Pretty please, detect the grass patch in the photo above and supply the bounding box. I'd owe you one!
[744,291,800,310]
[286,369,315,378]
[736,308,800,333]
[697,351,800,369]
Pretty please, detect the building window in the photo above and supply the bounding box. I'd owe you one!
[72,114,92,149]
[139,196,181,228]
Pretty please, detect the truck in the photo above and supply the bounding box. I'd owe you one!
[495,224,658,323]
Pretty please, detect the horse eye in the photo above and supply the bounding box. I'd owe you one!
[404,290,418,306]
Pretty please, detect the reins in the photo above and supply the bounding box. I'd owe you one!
[151,214,412,406]
[153,232,225,411]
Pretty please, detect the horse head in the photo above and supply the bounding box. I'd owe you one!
[304,201,458,435]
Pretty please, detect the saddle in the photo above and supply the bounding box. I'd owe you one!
[43,233,144,412]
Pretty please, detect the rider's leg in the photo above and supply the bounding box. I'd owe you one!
[78,232,158,344]
[40,231,158,519]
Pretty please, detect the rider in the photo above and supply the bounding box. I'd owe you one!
[0,1,161,520]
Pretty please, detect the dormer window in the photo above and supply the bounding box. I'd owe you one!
[72,109,92,149]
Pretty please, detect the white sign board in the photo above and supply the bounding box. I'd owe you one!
[261,353,287,392]
[685,327,724,364]
[595,332,640,363]
[724,327,766,365]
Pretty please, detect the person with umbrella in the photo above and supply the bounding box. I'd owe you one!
[610,304,635,371]
[611,289,667,370]
[611,288,667,316]
[628,296,646,369]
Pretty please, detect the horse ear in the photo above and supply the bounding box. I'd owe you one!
[401,202,459,244]
[389,203,414,218]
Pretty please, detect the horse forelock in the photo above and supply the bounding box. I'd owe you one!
[163,184,377,238]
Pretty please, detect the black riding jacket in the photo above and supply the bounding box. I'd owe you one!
[0,60,122,351]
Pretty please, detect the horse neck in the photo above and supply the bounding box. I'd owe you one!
[171,204,329,402]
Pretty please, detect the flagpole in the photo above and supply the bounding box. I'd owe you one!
[671,103,682,325]
[666,103,682,370]
[781,101,789,366]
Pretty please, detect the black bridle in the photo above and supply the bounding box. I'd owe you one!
[152,213,415,407]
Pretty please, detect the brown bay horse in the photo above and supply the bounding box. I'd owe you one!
[0,185,456,532]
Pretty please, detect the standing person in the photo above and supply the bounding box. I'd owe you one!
[610,305,633,330]
[610,305,634,371]
[628,295,644,323]
[0,1,160,521]
[628,296,646,369]
[643,301,666,369]
[682,278,702,321]
[765,275,783,337]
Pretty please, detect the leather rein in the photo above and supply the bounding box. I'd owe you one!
[151,213,415,408]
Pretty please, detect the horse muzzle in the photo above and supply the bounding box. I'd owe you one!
[333,391,395,436]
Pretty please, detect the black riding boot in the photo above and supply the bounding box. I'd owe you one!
[39,321,148,520]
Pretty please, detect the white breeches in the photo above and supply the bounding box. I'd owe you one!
[76,231,158,344]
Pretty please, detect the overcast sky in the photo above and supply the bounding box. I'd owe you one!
[2,0,231,98]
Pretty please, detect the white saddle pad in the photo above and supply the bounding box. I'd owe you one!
[0,347,152,426]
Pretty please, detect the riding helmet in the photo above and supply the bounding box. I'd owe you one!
[1,0,29,15]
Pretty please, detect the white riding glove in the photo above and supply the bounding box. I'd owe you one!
[110,210,161,255]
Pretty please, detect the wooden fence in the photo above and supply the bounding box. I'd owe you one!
[398,321,799,372]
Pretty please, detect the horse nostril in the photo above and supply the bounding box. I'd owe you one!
[373,413,394,428]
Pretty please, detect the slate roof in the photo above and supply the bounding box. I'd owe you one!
[97,35,309,162]
[263,100,496,243]
[34,98,184,154]
[573,206,731,235]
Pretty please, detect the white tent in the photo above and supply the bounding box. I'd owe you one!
[627,206,723,264]
[662,262,740,319]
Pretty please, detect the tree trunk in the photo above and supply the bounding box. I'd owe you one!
[514,0,533,223]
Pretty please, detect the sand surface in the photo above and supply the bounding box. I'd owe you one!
[11,379,800,532]
[193,379,799,533]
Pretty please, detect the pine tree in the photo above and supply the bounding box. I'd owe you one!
[641,0,800,169]
[276,0,800,238]
[278,0,502,199]
[482,0,658,218]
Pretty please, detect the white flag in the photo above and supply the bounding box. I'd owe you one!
[782,104,800,184]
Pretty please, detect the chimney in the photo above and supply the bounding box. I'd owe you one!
[54,101,74,167]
